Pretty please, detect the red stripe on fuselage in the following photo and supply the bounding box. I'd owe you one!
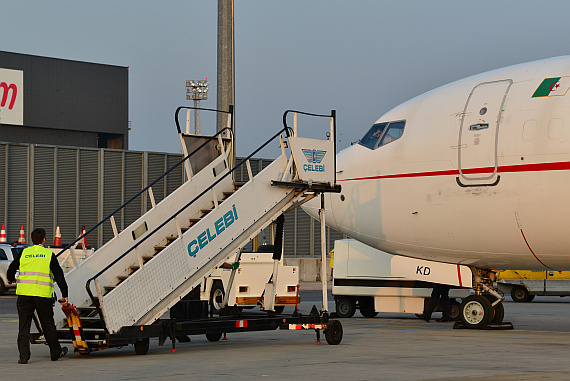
[339,161,570,182]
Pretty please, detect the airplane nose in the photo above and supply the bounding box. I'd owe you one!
[300,193,339,230]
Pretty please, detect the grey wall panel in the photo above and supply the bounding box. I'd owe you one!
[124,152,143,228]
[102,150,123,242]
[295,209,313,257]
[166,155,183,196]
[33,146,55,243]
[0,141,343,257]
[56,148,78,244]
[7,145,29,242]
[283,209,296,256]
[78,149,99,247]
[146,153,166,209]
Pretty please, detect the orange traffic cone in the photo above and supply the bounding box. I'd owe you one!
[54,225,62,247]
[78,224,87,248]
[18,225,25,244]
[0,224,6,243]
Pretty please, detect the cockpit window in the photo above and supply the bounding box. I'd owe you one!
[359,120,405,150]
[359,122,388,149]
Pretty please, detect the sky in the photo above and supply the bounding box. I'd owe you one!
[3,0,570,158]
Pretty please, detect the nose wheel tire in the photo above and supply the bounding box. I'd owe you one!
[459,295,493,329]
[483,294,505,324]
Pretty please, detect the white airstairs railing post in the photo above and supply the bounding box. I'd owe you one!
[319,193,328,313]
[148,186,156,209]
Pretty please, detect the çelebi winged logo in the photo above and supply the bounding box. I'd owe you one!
[302,149,326,164]
[301,148,326,172]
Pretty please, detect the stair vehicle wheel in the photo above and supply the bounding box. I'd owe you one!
[511,285,533,302]
[209,282,225,314]
[0,279,5,296]
[324,320,343,345]
[335,297,356,318]
[483,294,505,324]
[460,295,493,329]
[206,332,223,342]
[273,305,285,314]
[134,338,150,355]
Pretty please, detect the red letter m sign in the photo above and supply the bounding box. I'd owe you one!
[0,82,18,110]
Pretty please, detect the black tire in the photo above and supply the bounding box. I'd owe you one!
[324,320,343,345]
[460,295,493,329]
[335,297,356,318]
[209,282,225,314]
[527,295,535,302]
[511,285,532,302]
[0,279,5,296]
[134,338,150,355]
[360,308,378,318]
[358,297,377,318]
[206,332,223,342]
[273,305,285,314]
[450,300,461,321]
[483,294,505,324]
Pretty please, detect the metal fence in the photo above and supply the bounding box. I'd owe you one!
[0,142,345,257]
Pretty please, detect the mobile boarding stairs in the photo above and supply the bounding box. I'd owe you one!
[31,106,342,354]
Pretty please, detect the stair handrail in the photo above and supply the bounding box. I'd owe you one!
[55,126,234,260]
[85,125,293,331]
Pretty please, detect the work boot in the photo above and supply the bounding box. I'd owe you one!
[52,346,68,361]
[18,358,29,364]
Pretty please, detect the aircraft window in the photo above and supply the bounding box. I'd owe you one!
[379,121,405,146]
[359,121,405,149]
[359,122,388,149]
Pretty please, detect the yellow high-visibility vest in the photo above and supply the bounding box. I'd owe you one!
[16,245,54,298]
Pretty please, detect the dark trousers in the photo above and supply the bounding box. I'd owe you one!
[17,295,62,361]
[424,284,451,319]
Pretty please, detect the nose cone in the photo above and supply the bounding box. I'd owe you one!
[300,193,339,231]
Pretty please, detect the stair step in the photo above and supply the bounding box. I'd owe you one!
[154,245,166,254]
[200,209,213,215]
[103,286,115,295]
[128,265,140,275]
[142,254,154,261]
[117,274,129,281]
[166,235,177,243]
[181,227,189,233]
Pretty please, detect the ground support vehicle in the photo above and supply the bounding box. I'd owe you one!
[332,239,470,319]
[29,107,342,355]
[202,251,299,314]
[496,270,570,302]
[0,243,28,295]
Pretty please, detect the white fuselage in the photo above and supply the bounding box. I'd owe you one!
[304,56,570,271]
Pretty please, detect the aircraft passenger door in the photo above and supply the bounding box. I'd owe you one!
[458,80,512,186]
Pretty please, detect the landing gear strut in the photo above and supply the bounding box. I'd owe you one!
[457,268,512,330]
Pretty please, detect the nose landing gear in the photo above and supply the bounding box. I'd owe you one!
[456,268,512,330]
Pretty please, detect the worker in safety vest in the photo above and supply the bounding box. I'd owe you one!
[7,228,69,364]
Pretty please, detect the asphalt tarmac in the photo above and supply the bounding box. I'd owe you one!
[1,283,569,380]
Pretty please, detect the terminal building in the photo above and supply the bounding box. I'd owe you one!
[0,51,343,264]
[0,51,128,149]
